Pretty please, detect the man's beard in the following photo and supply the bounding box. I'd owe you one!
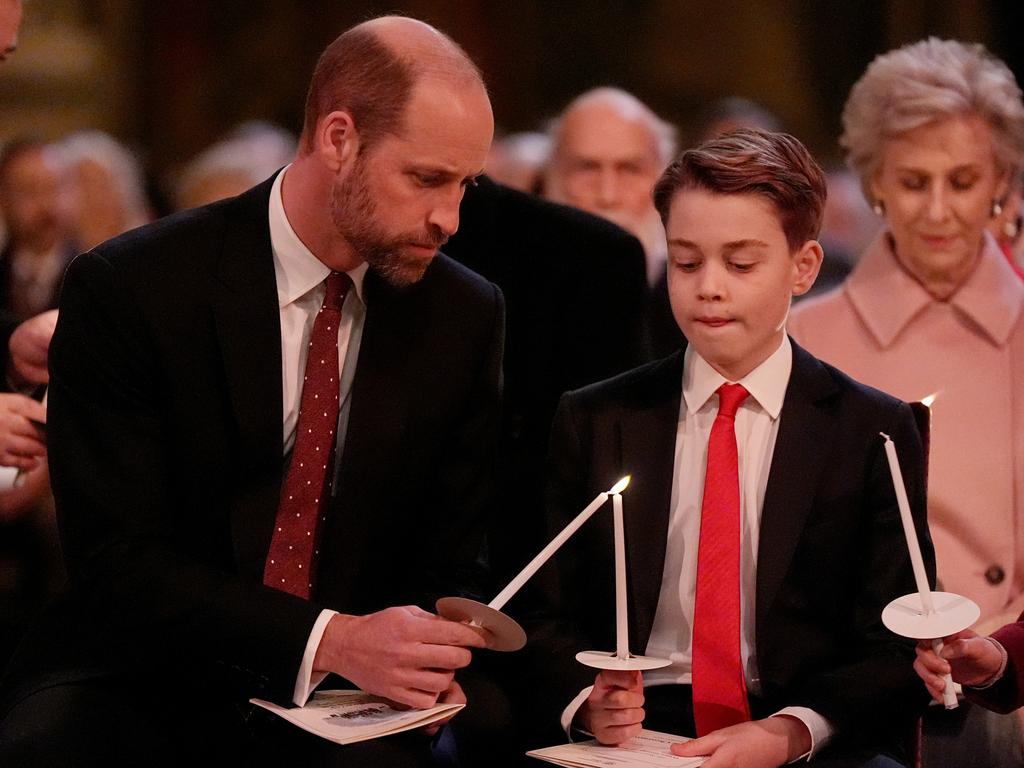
[330,160,447,287]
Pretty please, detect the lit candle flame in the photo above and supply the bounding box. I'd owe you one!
[609,475,631,494]
[920,392,939,409]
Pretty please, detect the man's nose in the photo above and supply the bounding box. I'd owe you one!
[429,191,462,237]
[595,168,622,208]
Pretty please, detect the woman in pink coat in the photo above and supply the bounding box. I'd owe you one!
[788,38,1024,764]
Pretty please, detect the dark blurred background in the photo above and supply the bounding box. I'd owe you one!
[1,0,1019,195]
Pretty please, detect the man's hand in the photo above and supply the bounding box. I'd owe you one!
[8,309,57,387]
[422,679,466,737]
[0,392,46,469]
[0,460,49,523]
[914,630,1003,702]
[576,670,645,745]
[670,716,811,768]
[312,605,486,710]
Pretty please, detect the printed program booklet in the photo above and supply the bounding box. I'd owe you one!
[528,728,705,767]
[250,689,464,745]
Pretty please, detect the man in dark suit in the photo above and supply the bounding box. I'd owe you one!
[444,177,648,586]
[0,16,502,767]
[529,130,933,766]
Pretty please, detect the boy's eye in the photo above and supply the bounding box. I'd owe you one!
[730,261,755,273]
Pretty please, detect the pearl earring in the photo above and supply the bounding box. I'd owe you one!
[872,200,885,217]
[992,200,1004,217]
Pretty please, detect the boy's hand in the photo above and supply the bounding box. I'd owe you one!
[576,669,645,745]
[670,715,811,767]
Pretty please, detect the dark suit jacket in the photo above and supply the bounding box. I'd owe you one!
[444,177,648,585]
[968,615,1024,713]
[1,175,504,710]
[527,340,934,755]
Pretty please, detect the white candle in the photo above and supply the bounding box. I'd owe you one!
[881,433,957,708]
[488,476,631,611]
[490,491,608,610]
[880,433,933,613]
[613,492,629,659]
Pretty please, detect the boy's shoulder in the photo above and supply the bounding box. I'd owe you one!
[563,351,685,414]
[560,341,912,422]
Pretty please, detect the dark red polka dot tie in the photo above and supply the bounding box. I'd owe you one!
[264,271,351,599]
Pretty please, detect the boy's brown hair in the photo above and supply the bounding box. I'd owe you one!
[653,128,827,251]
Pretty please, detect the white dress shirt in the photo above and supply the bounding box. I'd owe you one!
[562,338,833,758]
[266,167,368,705]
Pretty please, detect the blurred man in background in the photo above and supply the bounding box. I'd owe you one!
[545,87,681,358]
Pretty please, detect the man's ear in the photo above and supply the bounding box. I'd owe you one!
[792,239,824,297]
[315,110,360,172]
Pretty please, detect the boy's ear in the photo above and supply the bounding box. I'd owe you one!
[792,240,824,297]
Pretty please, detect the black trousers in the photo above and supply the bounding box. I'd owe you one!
[0,677,436,768]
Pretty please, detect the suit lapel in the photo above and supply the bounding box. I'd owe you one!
[210,177,285,579]
[316,269,420,607]
[619,351,684,651]
[755,340,839,626]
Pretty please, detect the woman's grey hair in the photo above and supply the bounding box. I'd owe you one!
[840,38,1024,203]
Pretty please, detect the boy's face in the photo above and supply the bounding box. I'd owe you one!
[666,188,821,380]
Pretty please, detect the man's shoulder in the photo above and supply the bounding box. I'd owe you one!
[87,179,272,273]
[444,177,645,280]
[421,251,501,307]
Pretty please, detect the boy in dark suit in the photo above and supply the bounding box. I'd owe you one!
[531,129,933,767]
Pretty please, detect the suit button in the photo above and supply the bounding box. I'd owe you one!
[985,565,1005,585]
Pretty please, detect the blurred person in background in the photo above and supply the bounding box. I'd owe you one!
[0,139,76,322]
[804,166,882,300]
[545,87,681,357]
[0,0,63,674]
[173,120,297,210]
[0,0,20,63]
[788,38,1024,767]
[484,130,550,196]
[692,96,782,144]
[57,131,151,251]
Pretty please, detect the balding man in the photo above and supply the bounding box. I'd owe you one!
[546,88,673,285]
[546,88,682,357]
[0,17,503,767]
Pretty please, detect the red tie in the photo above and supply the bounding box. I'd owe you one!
[692,383,751,735]
[264,271,351,599]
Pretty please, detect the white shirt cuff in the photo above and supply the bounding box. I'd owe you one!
[560,685,595,740]
[772,706,833,762]
[292,609,337,706]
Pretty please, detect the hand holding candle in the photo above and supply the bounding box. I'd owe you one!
[879,431,976,710]
[437,476,633,653]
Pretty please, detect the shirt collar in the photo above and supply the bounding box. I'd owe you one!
[846,231,1023,348]
[269,165,368,309]
[682,335,792,420]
